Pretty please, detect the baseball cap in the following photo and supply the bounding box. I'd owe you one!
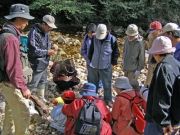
[5,4,34,20]
[161,22,180,34]
[125,24,139,36]
[147,21,162,33]
[147,36,175,54]
[96,24,107,40]
[43,15,57,28]
[62,90,75,101]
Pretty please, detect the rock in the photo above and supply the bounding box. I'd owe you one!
[58,36,66,44]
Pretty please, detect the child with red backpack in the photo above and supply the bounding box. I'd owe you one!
[62,83,112,135]
[112,76,146,135]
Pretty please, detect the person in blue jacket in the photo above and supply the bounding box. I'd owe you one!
[88,24,120,108]
[80,23,103,90]
[161,22,180,62]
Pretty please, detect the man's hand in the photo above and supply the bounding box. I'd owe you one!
[51,44,58,51]
[162,124,173,135]
[22,89,31,99]
[48,49,55,55]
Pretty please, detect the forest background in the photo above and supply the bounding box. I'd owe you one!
[0,0,180,36]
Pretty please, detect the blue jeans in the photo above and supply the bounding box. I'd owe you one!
[88,66,112,103]
[144,122,163,135]
[27,68,47,91]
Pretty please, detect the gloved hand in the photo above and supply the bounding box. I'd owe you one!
[134,70,140,79]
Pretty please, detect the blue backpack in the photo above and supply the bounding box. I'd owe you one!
[20,35,28,52]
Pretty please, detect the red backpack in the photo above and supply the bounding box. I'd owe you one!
[119,90,146,134]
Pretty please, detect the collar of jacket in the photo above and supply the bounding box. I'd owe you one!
[34,23,46,35]
[4,22,21,37]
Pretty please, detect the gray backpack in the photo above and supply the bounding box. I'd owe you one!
[74,99,102,135]
[0,28,32,83]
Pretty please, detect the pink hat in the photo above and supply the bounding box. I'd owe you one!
[147,36,176,54]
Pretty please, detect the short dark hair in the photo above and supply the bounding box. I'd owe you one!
[166,30,180,38]
[63,99,74,104]
[40,20,47,25]
[156,53,173,56]
[8,18,16,22]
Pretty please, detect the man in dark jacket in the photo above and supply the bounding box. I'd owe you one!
[88,24,120,108]
[27,15,58,103]
[144,36,180,135]
[0,4,34,135]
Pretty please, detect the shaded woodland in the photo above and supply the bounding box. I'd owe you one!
[0,0,180,31]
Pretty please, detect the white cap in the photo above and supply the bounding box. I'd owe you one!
[43,15,57,28]
[96,24,107,40]
[162,23,180,34]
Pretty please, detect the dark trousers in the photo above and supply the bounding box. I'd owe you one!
[88,66,112,104]
[54,77,80,94]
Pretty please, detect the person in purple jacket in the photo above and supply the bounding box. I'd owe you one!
[80,23,103,90]
[0,4,34,135]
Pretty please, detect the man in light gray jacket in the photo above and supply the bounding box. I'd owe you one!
[122,24,145,89]
[88,24,120,108]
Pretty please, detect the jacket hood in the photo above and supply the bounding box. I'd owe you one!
[127,35,143,43]
[33,23,46,35]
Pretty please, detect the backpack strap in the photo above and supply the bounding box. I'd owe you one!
[0,27,18,38]
[142,88,148,96]
[118,90,137,102]
[0,27,18,79]
[83,98,96,105]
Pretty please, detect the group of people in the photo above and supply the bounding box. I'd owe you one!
[0,3,180,135]
[0,3,58,135]
[50,77,143,135]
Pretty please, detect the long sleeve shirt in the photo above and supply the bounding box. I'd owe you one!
[0,23,28,92]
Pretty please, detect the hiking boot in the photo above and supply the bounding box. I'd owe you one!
[41,97,50,105]
[37,89,50,104]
